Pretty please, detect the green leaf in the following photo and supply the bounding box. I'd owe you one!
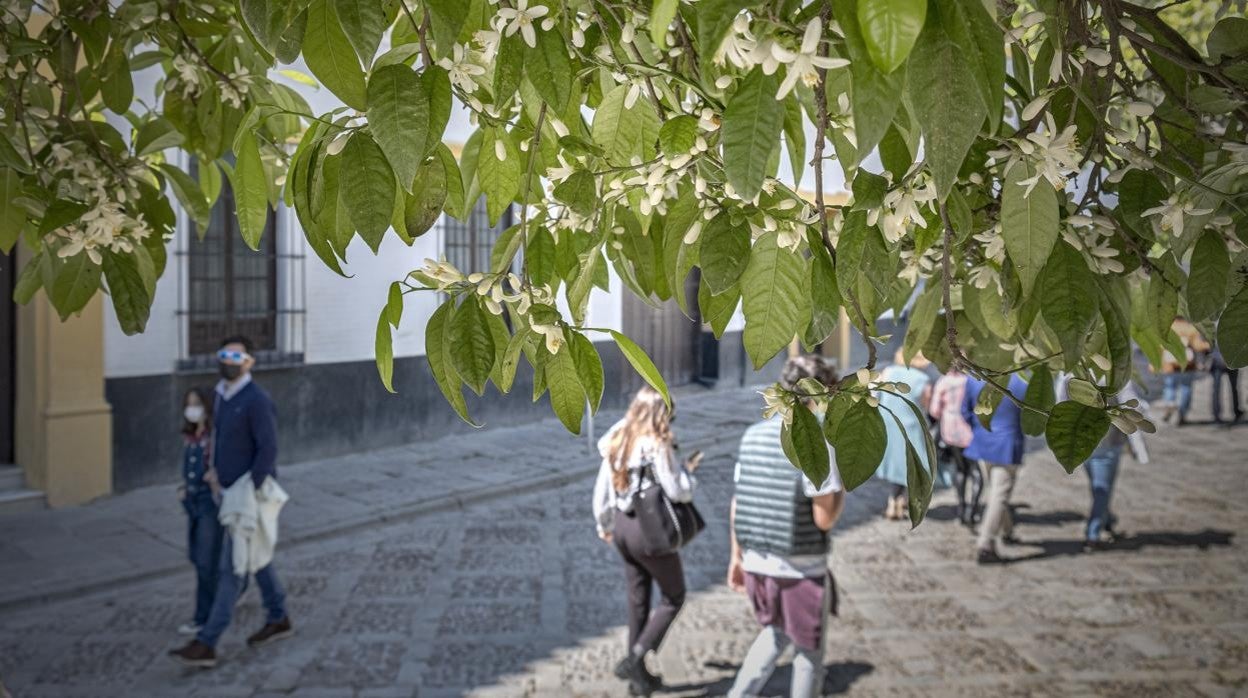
[291,130,346,275]
[568,241,604,324]
[1187,230,1230,321]
[552,170,597,218]
[426,0,470,59]
[1046,400,1111,472]
[741,231,807,369]
[304,0,367,110]
[375,313,395,392]
[436,143,465,218]
[570,331,605,413]
[0,169,27,253]
[1041,242,1099,365]
[948,0,1005,131]
[1219,286,1248,369]
[427,301,479,425]
[232,133,269,251]
[1001,160,1058,296]
[659,115,699,157]
[851,169,890,211]
[721,67,784,201]
[527,29,572,112]
[496,322,527,394]
[610,330,671,407]
[100,46,133,113]
[697,0,754,56]
[527,226,557,287]
[367,64,429,191]
[857,0,927,74]
[591,83,661,167]
[902,422,933,527]
[807,229,840,347]
[650,0,679,47]
[134,118,184,157]
[331,0,386,65]
[48,252,101,320]
[825,397,886,490]
[13,253,42,304]
[699,279,739,338]
[974,382,1004,429]
[384,281,404,328]
[449,295,497,396]
[102,250,151,335]
[547,343,586,433]
[342,132,397,252]
[422,66,452,155]
[786,401,831,487]
[479,127,521,226]
[836,0,905,160]
[698,213,750,295]
[157,164,211,231]
[906,2,985,199]
[493,34,526,101]
[1020,365,1054,436]
[902,282,942,362]
[403,154,448,239]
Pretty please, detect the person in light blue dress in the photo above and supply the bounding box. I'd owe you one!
[873,350,934,520]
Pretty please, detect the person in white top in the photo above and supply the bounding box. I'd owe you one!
[592,386,700,697]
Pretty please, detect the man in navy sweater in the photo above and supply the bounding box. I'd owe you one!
[171,336,292,668]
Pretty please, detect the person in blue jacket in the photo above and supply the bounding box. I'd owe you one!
[176,387,222,638]
[961,373,1028,565]
[170,336,292,668]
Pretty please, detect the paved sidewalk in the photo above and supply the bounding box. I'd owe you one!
[0,383,756,611]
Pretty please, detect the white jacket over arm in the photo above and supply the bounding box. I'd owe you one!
[591,421,695,535]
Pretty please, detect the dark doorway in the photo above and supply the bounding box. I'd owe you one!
[0,251,15,464]
[622,273,703,393]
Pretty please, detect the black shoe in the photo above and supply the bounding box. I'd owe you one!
[246,617,294,647]
[1083,539,1111,552]
[976,548,1004,565]
[169,640,217,668]
[617,654,660,695]
[1002,534,1022,546]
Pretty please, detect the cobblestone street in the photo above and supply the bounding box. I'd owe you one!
[1,382,1246,697]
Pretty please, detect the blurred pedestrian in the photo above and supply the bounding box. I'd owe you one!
[1210,345,1243,424]
[170,336,292,669]
[1057,377,1150,551]
[727,355,845,698]
[873,349,933,520]
[929,368,979,526]
[175,387,223,638]
[1160,317,1210,426]
[593,386,700,697]
[962,374,1028,564]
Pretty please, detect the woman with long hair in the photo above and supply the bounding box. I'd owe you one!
[592,386,701,697]
[176,387,223,636]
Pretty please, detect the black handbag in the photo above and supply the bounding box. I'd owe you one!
[631,461,705,556]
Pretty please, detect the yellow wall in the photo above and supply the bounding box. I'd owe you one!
[14,248,113,507]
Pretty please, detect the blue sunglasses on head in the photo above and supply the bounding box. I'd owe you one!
[217,349,252,363]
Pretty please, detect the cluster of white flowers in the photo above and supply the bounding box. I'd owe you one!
[868,173,937,244]
[220,58,255,109]
[489,0,552,49]
[968,225,1006,293]
[1140,193,1213,241]
[47,142,152,265]
[438,44,487,93]
[760,385,794,422]
[898,246,940,286]
[713,15,846,98]
[1062,214,1124,274]
[1004,115,1081,195]
[417,257,566,350]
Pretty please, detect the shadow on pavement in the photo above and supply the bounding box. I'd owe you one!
[1002,528,1235,564]
[668,659,875,696]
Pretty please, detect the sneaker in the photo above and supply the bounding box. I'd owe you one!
[976,548,1004,565]
[176,622,202,636]
[247,617,294,647]
[169,640,217,668]
[616,654,661,695]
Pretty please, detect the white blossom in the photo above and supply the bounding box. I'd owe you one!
[496,0,549,48]
[1016,115,1080,195]
[437,44,486,93]
[1141,194,1213,240]
[772,19,848,99]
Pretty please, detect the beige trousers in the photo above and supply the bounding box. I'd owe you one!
[977,463,1019,551]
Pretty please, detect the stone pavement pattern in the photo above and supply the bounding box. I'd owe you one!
[1,381,1246,697]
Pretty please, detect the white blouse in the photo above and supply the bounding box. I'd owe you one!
[591,421,696,535]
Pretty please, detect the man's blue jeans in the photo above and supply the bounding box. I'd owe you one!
[197,536,287,648]
[1162,372,1194,419]
[1084,444,1123,542]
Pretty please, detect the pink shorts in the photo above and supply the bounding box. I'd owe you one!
[744,572,828,651]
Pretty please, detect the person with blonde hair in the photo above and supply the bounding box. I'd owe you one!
[592,386,701,696]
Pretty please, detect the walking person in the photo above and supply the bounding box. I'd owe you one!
[1210,344,1243,424]
[872,349,933,520]
[592,387,700,696]
[929,368,979,526]
[176,388,224,637]
[1160,317,1210,426]
[727,355,845,698]
[170,336,292,668]
[1057,377,1151,550]
[962,374,1028,564]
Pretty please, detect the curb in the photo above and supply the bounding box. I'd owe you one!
[0,464,601,614]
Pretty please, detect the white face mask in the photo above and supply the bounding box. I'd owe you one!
[184,406,205,424]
